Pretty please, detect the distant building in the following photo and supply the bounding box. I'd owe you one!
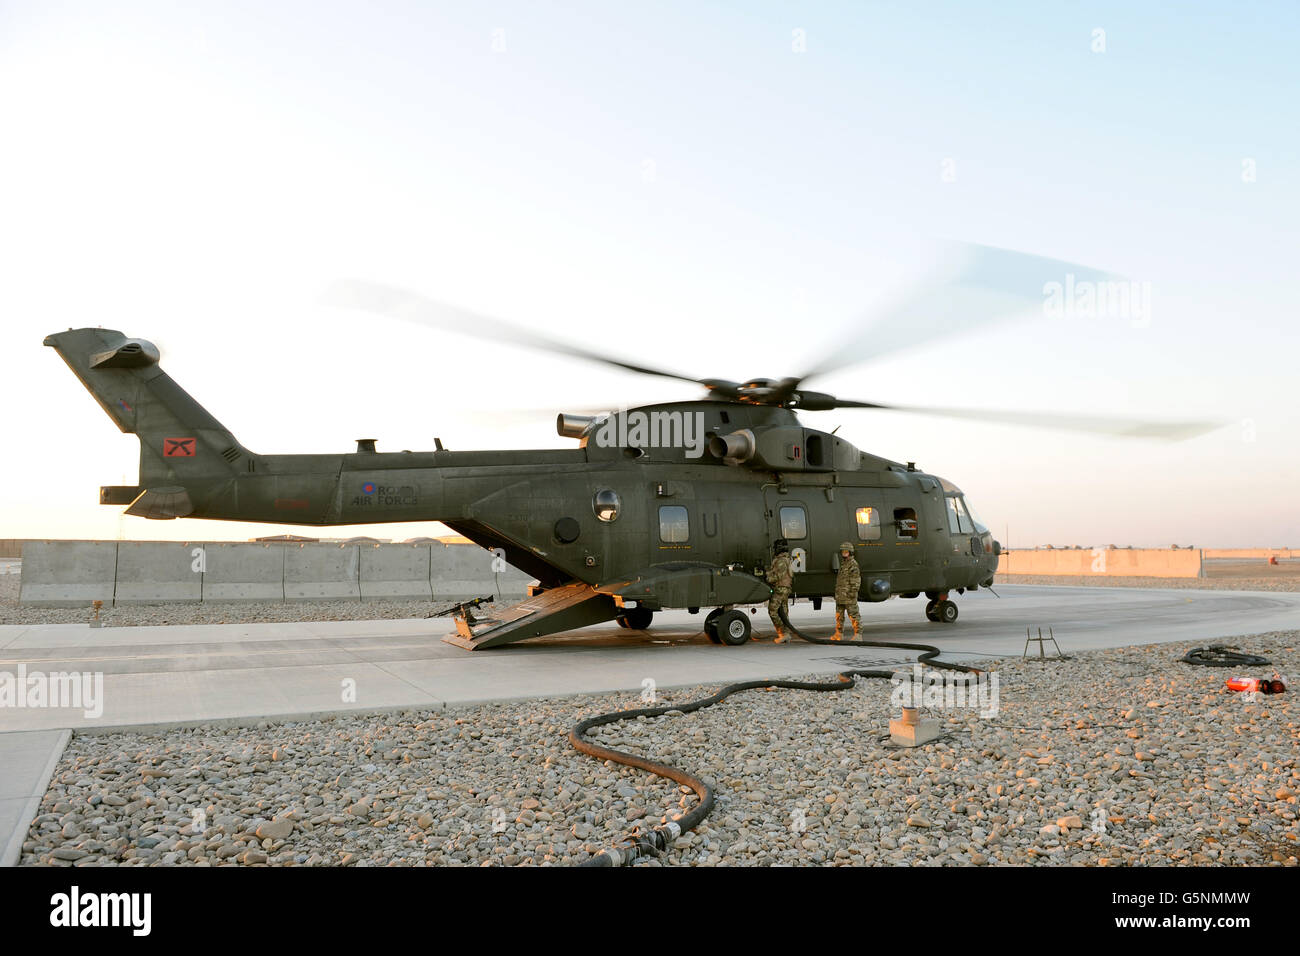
[252,534,318,543]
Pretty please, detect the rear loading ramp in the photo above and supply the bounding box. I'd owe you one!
[442,581,619,650]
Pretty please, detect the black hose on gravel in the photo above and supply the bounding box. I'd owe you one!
[1180,644,1271,667]
[570,606,981,867]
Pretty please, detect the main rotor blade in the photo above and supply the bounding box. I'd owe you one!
[323,279,710,389]
[799,241,1117,383]
[831,400,1219,441]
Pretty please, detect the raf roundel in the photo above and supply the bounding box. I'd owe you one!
[361,482,376,495]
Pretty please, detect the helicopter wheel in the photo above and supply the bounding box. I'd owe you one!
[924,600,940,622]
[619,606,654,630]
[715,610,751,646]
[703,608,723,642]
[937,600,958,624]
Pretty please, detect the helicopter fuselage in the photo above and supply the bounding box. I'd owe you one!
[46,328,1000,643]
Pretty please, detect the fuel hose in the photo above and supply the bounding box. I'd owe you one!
[571,605,980,866]
[1180,644,1271,667]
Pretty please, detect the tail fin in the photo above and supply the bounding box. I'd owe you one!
[44,328,251,515]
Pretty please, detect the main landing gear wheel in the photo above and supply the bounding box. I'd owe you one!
[934,600,958,623]
[703,608,724,643]
[715,610,752,646]
[617,606,654,630]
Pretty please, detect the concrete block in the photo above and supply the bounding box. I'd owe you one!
[360,544,433,601]
[890,709,941,747]
[113,542,204,604]
[284,544,360,601]
[17,540,117,608]
[202,543,285,602]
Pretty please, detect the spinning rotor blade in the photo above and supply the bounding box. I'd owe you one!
[830,400,1218,441]
[797,241,1116,384]
[324,279,722,391]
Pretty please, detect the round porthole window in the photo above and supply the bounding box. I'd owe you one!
[593,489,620,522]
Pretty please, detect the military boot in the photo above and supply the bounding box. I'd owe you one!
[832,611,844,641]
[774,628,789,644]
[851,619,861,639]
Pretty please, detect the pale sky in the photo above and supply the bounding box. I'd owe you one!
[2,1,1297,548]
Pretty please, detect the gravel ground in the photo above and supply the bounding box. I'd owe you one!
[19,631,1298,867]
[995,574,1300,591]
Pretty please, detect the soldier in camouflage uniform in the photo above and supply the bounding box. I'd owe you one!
[834,541,861,641]
[766,538,794,643]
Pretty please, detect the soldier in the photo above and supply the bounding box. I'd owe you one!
[834,541,861,641]
[766,538,794,643]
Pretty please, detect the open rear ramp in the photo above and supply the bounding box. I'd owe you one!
[442,581,620,650]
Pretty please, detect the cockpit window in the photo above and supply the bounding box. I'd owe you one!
[946,495,974,534]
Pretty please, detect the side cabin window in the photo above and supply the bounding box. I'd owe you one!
[894,507,918,540]
[946,495,974,534]
[779,505,807,540]
[855,506,881,541]
[659,505,690,543]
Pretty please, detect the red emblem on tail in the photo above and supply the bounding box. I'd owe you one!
[164,437,196,457]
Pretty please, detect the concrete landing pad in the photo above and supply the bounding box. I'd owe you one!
[0,729,69,867]
[2,584,1298,863]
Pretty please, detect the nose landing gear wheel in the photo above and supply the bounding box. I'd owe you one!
[715,610,752,646]
[937,600,958,623]
[925,600,940,622]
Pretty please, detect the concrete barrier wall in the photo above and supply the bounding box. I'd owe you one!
[203,543,285,602]
[113,541,204,604]
[429,543,532,601]
[432,543,498,601]
[998,548,1204,578]
[18,541,529,606]
[1202,548,1297,560]
[284,544,360,602]
[18,541,118,607]
[360,544,432,601]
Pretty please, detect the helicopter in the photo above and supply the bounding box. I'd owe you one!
[42,243,1216,649]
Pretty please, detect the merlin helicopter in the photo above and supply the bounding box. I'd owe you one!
[43,243,1215,649]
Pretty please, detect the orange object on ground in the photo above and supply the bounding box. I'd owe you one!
[1225,676,1286,694]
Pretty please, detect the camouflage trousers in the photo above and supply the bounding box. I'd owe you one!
[835,601,861,631]
[767,587,791,632]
